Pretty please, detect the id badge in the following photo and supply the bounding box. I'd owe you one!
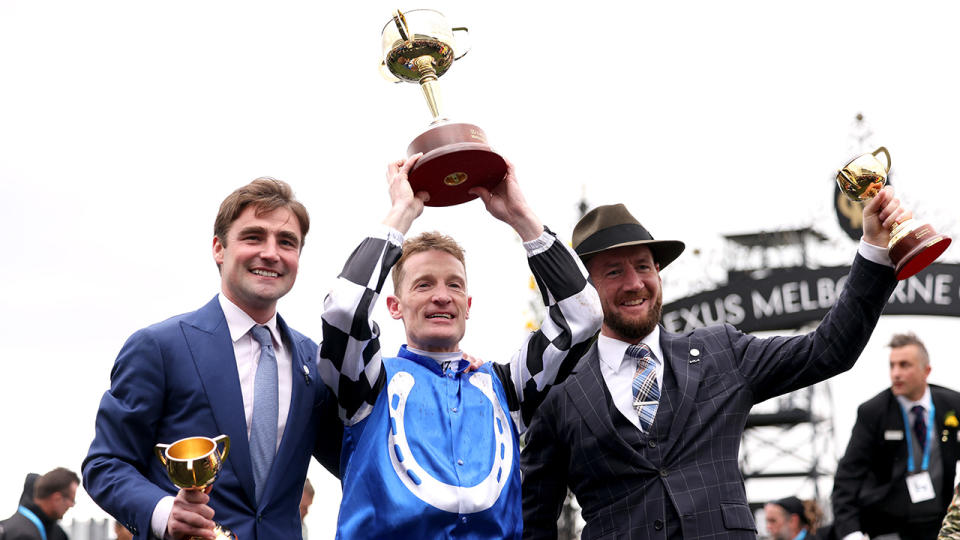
[906,472,936,503]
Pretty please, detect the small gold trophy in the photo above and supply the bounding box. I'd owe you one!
[155,435,237,540]
[837,147,952,279]
[380,8,507,206]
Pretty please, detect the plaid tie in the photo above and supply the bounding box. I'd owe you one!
[912,404,927,453]
[250,325,278,504]
[627,343,660,431]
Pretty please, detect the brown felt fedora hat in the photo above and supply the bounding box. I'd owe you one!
[572,204,685,268]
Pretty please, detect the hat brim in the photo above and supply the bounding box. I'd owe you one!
[577,239,686,269]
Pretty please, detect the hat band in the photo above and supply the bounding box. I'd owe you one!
[576,223,654,255]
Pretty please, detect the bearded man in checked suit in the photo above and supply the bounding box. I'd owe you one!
[521,187,907,539]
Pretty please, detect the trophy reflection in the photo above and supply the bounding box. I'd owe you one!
[380,8,507,206]
[155,435,237,540]
[837,146,951,279]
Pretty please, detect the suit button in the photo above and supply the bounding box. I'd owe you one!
[659,469,668,477]
[654,519,664,530]
[648,439,657,448]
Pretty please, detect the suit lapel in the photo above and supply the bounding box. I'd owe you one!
[657,329,704,458]
[566,345,655,469]
[181,297,257,507]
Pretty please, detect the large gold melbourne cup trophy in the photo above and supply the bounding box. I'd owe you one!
[155,435,237,540]
[837,146,952,279]
[380,8,507,206]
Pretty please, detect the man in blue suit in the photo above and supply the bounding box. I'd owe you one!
[83,178,341,540]
[521,187,907,539]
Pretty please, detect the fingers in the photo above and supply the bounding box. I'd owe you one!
[386,154,422,184]
[468,186,492,205]
[462,353,485,372]
[167,489,216,540]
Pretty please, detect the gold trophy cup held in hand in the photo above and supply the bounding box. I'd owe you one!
[380,8,507,207]
[155,435,238,540]
[837,146,952,279]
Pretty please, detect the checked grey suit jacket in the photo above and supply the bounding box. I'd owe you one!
[521,254,897,540]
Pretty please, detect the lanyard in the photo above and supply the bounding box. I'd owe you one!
[17,505,48,540]
[899,400,936,473]
[794,530,808,540]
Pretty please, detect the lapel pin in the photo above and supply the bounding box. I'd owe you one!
[689,348,701,363]
[302,364,312,385]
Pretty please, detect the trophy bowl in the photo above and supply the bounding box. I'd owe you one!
[837,146,951,279]
[381,8,507,207]
[155,435,238,540]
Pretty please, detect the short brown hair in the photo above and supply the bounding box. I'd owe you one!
[214,177,309,250]
[34,467,79,499]
[889,332,929,365]
[392,232,466,294]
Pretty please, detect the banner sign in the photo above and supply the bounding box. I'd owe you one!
[663,263,960,334]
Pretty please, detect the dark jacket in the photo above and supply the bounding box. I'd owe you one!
[832,384,960,539]
[0,473,68,540]
[521,255,896,539]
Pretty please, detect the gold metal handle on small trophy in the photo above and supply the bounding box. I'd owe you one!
[872,146,891,173]
[393,10,411,45]
[451,27,470,59]
[154,443,170,467]
[212,434,230,463]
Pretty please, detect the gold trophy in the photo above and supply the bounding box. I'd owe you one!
[837,146,952,279]
[155,435,237,540]
[380,8,507,206]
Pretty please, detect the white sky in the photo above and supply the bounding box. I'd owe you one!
[2,1,959,536]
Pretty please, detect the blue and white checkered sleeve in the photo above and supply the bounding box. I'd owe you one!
[318,227,403,425]
[495,227,602,433]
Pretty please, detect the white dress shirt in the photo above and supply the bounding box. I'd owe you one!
[151,294,293,538]
[598,326,663,431]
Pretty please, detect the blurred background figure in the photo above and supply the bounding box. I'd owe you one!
[0,468,79,540]
[113,521,133,540]
[300,478,314,540]
[764,496,825,540]
[833,333,960,540]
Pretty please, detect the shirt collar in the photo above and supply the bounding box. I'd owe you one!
[218,293,282,348]
[598,325,662,370]
[895,384,932,412]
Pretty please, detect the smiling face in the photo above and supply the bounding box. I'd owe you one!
[213,205,301,323]
[889,344,930,401]
[587,244,662,344]
[387,249,471,353]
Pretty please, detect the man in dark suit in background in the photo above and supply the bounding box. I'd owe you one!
[0,469,78,540]
[83,178,341,539]
[832,333,960,540]
[521,187,905,539]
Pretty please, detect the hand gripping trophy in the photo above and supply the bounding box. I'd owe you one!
[380,8,507,206]
[155,435,237,540]
[837,146,952,279]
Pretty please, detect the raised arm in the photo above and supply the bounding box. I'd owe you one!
[317,155,427,424]
[474,160,602,432]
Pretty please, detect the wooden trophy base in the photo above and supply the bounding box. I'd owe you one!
[406,122,507,207]
[889,222,952,280]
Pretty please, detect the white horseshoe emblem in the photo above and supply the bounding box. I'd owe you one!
[386,371,513,514]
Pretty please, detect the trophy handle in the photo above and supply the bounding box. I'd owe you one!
[393,10,411,44]
[451,27,471,59]
[872,146,891,173]
[212,434,230,462]
[154,443,169,467]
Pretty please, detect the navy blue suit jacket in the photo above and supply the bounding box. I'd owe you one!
[83,297,342,540]
[521,255,896,539]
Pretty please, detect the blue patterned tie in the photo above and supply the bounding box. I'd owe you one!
[249,325,278,504]
[912,404,927,453]
[627,344,660,431]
